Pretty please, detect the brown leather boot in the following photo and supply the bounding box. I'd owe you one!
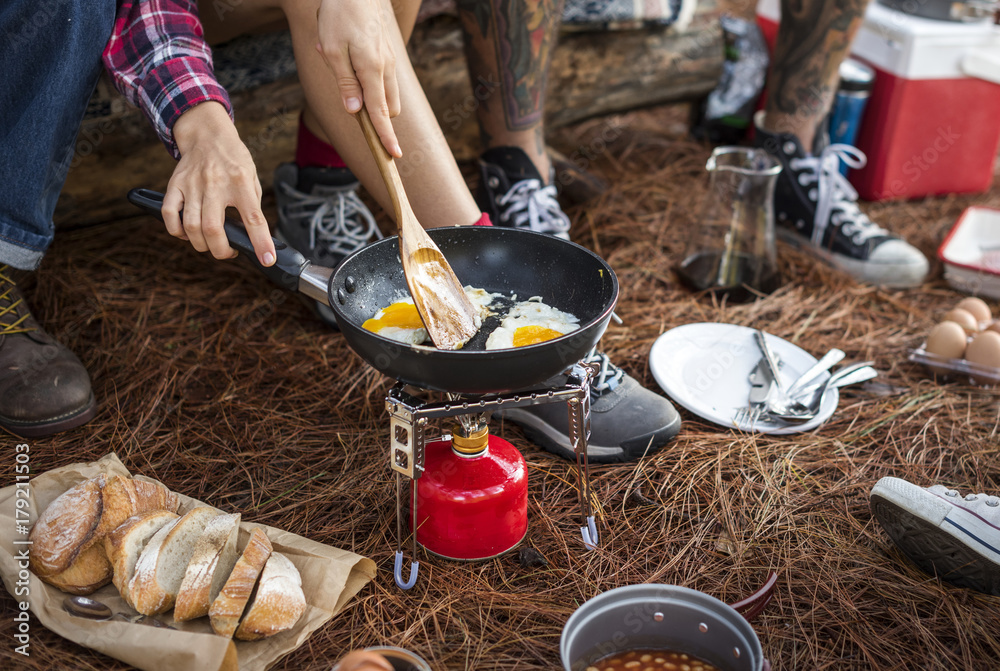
[0,266,96,437]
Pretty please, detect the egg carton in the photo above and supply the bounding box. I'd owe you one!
[908,345,1000,386]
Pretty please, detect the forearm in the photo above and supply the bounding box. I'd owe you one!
[102,0,232,158]
[765,0,870,145]
[173,101,239,157]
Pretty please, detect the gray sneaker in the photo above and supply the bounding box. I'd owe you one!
[871,476,1000,596]
[498,348,681,463]
[273,162,382,327]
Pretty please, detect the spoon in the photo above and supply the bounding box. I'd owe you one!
[64,596,112,621]
[355,106,481,350]
[766,364,878,422]
[64,596,176,629]
[786,348,845,397]
[797,363,877,400]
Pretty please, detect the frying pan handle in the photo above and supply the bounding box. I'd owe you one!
[126,188,308,291]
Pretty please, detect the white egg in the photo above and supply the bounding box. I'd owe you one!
[463,285,503,321]
[363,286,503,345]
[485,298,580,350]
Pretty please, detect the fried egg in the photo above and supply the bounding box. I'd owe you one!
[362,297,427,345]
[485,298,580,350]
[363,286,501,345]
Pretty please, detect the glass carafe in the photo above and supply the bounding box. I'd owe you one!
[677,146,782,302]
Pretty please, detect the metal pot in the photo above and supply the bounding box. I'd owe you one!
[363,646,432,671]
[561,585,769,671]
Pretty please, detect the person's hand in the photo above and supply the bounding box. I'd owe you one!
[315,0,402,158]
[332,650,394,671]
[164,101,275,267]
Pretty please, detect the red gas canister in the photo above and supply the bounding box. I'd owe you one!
[414,427,528,560]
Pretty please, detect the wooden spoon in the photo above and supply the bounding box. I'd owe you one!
[355,106,481,350]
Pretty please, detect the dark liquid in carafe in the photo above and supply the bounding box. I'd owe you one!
[676,251,780,303]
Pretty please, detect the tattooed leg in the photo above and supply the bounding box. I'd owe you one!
[456,0,564,181]
[764,0,870,151]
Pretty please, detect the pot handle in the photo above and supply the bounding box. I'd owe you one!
[127,188,309,291]
[728,571,777,623]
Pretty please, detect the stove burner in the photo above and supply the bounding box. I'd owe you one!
[386,362,600,590]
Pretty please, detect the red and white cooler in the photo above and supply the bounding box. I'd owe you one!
[757,0,1000,201]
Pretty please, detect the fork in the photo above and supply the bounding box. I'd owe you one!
[735,358,774,428]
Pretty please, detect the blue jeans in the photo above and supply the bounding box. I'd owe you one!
[0,0,116,270]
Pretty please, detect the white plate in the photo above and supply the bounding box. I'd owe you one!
[649,323,839,435]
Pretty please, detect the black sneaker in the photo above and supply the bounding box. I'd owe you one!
[273,163,383,328]
[476,146,571,240]
[498,348,682,463]
[0,266,96,437]
[753,112,928,288]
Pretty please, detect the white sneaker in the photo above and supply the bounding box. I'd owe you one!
[870,476,1000,595]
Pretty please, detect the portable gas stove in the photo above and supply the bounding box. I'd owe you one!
[125,204,618,592]
[386,362,600,590]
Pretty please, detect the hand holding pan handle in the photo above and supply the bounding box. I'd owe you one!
[127,188,332,302]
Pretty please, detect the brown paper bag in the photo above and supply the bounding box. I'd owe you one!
[0,452,376,671]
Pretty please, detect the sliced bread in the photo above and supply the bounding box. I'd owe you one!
[173,512,241,622]
[104,510,180,606]
[128,507,218,615]
[209,527,272,637]
[234,552,306,641]
[28,476,104,578]
[93,475,179,543]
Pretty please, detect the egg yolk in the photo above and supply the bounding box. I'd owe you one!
[513,325,564,347]
[363,302,425,333]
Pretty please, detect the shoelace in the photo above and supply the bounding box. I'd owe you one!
[278,182,382,257]
[496,179,571,236]
[944,489,1000,508]
[790,144,889,248]
[582,348,624,397]
[0,265,34,336]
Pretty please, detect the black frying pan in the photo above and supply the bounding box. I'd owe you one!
[128,189,618,394]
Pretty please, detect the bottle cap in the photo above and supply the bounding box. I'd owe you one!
[838,58,875,92]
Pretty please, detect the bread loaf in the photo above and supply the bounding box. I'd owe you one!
[104,510,180,607]
[28,476,104,578]
[42,543,113,595]
[209,527,272,637]
[234,552,306,641]
[93,475,179,542]
[128,507,218,615]
[174,512,241,622]
[29,473,182,596]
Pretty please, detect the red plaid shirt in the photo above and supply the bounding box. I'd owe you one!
[102,0,232,159]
